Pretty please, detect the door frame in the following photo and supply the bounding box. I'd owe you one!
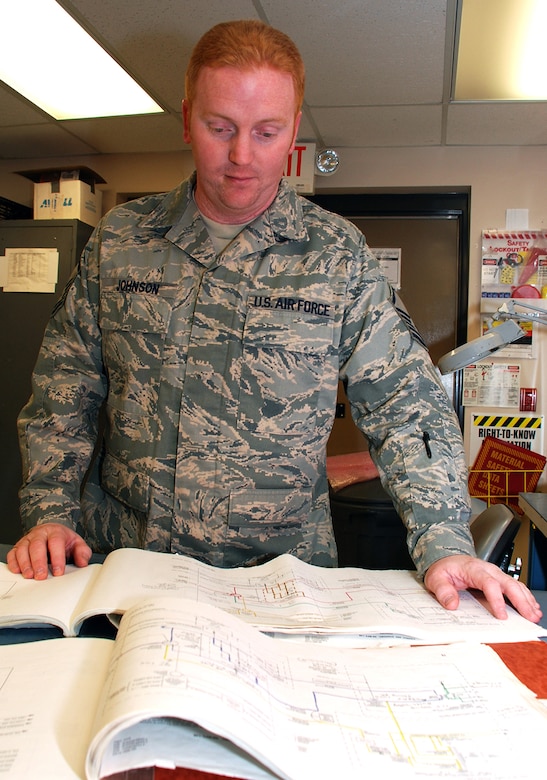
[307,190,470,428]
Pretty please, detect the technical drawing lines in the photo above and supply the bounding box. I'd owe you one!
[261,578,305,602]
[94,599,547,780]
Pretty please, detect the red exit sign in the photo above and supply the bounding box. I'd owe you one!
[283,142,316,194]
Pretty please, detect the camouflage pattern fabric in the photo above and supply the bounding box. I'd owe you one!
[18,174,475,574]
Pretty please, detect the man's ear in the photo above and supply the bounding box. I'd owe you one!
[182,99,192,144]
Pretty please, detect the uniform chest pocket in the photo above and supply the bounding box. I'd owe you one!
[99,291,173,416]
[238,308,335,436]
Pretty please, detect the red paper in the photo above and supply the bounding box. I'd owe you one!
[469,436,546,511]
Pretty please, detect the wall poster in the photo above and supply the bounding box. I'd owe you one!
[481,229,547,300]
[462,362,520,407]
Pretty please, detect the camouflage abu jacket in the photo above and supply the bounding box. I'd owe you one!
[18,174,475,573]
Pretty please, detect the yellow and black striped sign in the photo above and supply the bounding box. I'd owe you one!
[472,415,542,430]
[471,414,543,453]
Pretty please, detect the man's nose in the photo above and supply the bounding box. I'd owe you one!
[228,133,253,165]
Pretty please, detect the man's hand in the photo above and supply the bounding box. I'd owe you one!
[7,523,92,580]
[424,554,543,623]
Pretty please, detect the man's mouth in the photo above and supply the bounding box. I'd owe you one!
[225,171,255,183]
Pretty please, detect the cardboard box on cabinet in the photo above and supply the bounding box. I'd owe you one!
[18,167,105,226]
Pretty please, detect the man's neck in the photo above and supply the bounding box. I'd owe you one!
[199,211,248,255]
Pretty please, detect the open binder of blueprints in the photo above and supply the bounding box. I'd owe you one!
[1,597,547,780]
[0,549,544,645]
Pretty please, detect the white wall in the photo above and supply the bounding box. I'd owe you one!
[3,144,547,332]
[0,151,196,217]
[329,146,547,483]
[2,143,546,465]
[320,146,547,333]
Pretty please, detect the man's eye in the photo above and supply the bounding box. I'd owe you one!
[256,129,278,140]
[209,125,231,135]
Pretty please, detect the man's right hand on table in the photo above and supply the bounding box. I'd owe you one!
[7,523,92,579]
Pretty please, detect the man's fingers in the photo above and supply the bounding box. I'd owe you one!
[425,554,543,623]
[70,539,93,569]
[6,524,92,579]
[7,537,48,579]
[424,574,460,611]
[46,532,71,576]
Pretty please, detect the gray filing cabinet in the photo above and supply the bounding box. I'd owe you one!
[0,219,93,544]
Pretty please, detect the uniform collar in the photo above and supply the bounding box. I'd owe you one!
[139,173,309,248]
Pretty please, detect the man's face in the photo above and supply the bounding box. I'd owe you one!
[183,66,301,224]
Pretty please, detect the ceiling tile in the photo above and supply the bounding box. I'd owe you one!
[310,105,443,147]
[0,2,544,158]
[447,102,547,145]
[0,123,99,159]
[0,84,51,127]
[59,0,260,111]
[262,0,448,105]
[58,113,186,154]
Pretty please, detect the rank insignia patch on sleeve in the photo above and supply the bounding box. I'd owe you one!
[391,289,428,350]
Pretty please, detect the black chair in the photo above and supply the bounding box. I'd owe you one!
[330,479,521,574]
[469,502,521,574]
[329,479,414,569]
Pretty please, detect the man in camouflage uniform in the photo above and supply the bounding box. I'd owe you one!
[8,20,541,623]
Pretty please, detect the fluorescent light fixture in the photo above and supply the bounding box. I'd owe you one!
[454,0,547,100]
[0,0,163,120]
